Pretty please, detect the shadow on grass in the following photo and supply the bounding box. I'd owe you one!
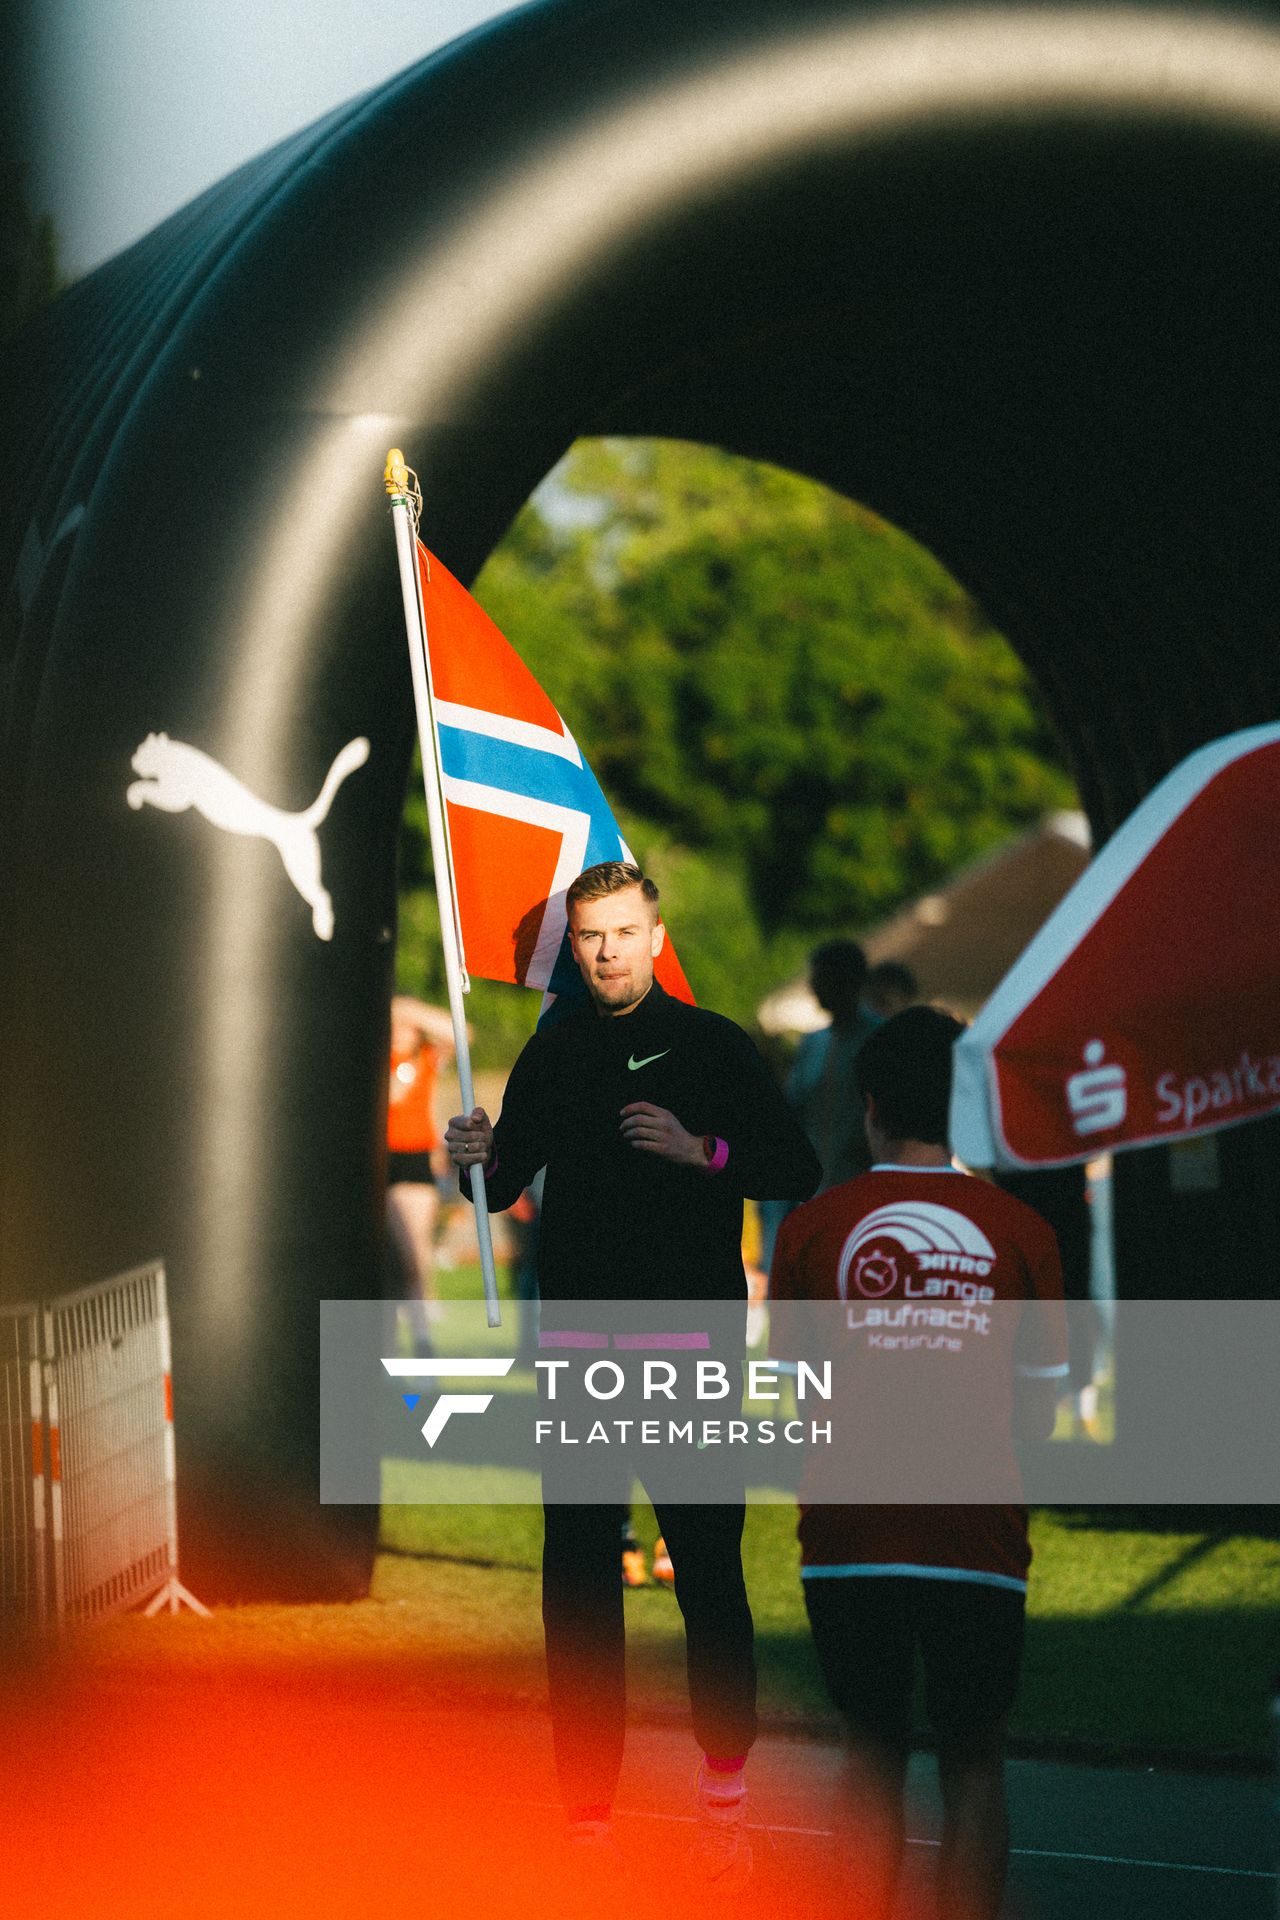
[629,1612,1276,1761]
[1015,1609,1277,1762]
[1056,1505,1280,1539]
[374,1506,1279,1761]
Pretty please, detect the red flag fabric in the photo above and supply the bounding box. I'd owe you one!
[951,723,1280,1167]
[418,543,694,1011]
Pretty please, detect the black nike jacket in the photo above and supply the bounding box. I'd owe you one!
[468,981,821,1302]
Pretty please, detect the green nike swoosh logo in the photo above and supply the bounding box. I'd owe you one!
[628,1050,671,1070]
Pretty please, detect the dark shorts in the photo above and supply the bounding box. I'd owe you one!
[803,1573,1025,1747]
[387,1149,434,1186]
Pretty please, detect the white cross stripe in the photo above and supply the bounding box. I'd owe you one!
[440,775,594,989]
[434,699,583,766]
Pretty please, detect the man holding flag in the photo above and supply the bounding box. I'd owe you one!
[383,464,818,1883]
[445,861,820,1885]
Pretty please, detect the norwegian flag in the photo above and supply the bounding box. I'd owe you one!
[417,541,694,1016]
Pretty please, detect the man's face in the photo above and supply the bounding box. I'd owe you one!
[568,884,666,1015]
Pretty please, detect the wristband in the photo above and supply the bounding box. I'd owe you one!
[701,1135,729,1173]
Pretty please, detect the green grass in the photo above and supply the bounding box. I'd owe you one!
[378,1500,1280,1761]
[75,1505,1280,1761]
[1014,1510,1280,1758]
[78,1256,1280,1764]
[380,1269,1279,1758]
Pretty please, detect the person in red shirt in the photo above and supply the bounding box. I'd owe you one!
[387,995,456,1328]
[771,1005,1067,1920]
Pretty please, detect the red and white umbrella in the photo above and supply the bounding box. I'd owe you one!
[950,723,1280,1168]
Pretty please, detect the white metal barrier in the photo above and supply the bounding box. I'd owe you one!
[0,1302,46,1625]
[0,1261,206,1625]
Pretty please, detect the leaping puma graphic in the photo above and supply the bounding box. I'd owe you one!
[126,732,371,940]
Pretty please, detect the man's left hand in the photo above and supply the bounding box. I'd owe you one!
[620,1101,705,1166]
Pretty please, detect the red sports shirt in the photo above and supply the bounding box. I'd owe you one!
[387,1042,441,1155]
[771,1165,1067,1590]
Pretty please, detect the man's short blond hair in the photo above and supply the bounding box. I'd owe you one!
[565,861,659,920]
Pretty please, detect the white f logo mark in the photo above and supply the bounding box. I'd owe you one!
[381,1357,515,1446]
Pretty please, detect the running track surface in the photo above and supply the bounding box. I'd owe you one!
[0,1665,1271,1918]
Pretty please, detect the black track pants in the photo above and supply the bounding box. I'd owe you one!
[541,1497,758,1813]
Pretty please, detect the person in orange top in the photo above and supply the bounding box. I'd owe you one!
[387,995,456,1324]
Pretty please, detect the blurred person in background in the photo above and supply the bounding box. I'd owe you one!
[387,995,455,1347]
[862,959,919,1020]
[996,1162,1101,1437]
[787,939,880,1191]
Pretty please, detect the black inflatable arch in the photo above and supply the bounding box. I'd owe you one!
[5,0,1280,1594]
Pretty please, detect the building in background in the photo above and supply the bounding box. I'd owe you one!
[758,811,1091,1034]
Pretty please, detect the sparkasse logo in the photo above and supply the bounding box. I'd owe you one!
[1066,1039,1128,1136]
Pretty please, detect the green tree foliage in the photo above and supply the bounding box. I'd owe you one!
[475,438,1074,931]
[395,438,1075,1036]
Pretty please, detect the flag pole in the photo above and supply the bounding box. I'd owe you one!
[384,449,501,1328]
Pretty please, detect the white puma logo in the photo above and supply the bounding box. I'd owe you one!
[126,732,370,941]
